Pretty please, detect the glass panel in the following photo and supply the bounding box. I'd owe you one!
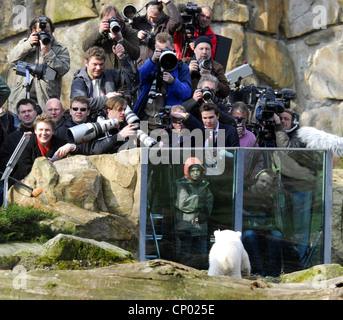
[242,149,325,277]
[144,147,327,274]
[145,148,236,269]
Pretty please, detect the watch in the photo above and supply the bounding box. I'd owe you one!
[183,113,190,121]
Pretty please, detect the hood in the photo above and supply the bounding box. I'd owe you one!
[184,157,205,179]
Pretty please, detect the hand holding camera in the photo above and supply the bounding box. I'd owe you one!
[112,43,125,59]
[152,48,162,64]
[99,19,110,34]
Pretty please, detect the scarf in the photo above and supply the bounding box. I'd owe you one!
[36,136,51,157]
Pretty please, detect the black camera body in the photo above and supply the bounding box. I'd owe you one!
[36,17,51,45]
[257,87,285,123]
[159,105,173,127]
[140,31,156,47]
[37,30,51,45]
[180,2,202,25]
[15,60,57,81]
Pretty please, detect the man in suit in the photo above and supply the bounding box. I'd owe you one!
[171,102,239,148]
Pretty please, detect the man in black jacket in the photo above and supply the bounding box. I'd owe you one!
[171,102,239,148]
[0,98,38,174]
[55,96,127,155]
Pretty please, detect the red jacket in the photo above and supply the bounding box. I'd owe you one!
[174,26,217,59]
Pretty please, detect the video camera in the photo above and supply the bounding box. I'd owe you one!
[251,86,296,147]
[178,2,202,25]
[15,60,57,81]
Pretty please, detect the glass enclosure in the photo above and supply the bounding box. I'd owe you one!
[140,147,332,276]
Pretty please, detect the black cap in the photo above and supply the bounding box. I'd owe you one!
[194,36,212,49]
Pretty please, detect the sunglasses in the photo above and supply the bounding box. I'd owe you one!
[71,107,88,112]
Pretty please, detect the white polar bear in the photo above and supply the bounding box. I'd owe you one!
[208,229,251,279]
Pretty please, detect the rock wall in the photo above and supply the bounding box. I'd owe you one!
[8,149,143,254]
[1,1,343,134]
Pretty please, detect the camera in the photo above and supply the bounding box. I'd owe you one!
[67,116,119,144]
[108,17,121,34]
[236,117,243,126]
[198,58,212,71]
[159,105,173,127]
[178,2,202,25]
[140,31,156,47]
[257,86,285,123]
[159,49,178,72]
[15,60,57,81]
[37,30,51,45]
[36,17,51,45]
[124,106,158,147]
[201,87,213,102]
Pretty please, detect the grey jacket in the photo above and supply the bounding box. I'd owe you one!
[7,36,70,114]
[70,55,139,113]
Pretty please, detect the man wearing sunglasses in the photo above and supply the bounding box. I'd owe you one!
[55,96,123,155]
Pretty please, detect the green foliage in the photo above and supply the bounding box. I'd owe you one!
[0,203,57,243]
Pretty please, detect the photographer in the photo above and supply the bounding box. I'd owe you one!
[71,46,139,117]
[182,74,235,126]
[55,96,127,155]
[131,0,182,67]
[232,101,258,147]
[7,16,70,115]
[174,6,217,59]
[82,5,140,70]
[182,36,230,99]
[133,32,191,132]
[103,96,138,153]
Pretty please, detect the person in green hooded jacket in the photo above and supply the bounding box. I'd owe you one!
[175,157,213,268]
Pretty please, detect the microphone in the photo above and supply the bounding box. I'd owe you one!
[277,88,296,100]
[31,187,43,197]
[177,3,187,12]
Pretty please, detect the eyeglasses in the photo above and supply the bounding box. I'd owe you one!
[71,107,88,112]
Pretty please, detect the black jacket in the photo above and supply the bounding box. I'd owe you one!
[183,114,240,148]
[55,117,127,155]
[0,125,34,174]
[14,133,69,180]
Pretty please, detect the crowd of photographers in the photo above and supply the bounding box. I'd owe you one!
[0,0,305,182]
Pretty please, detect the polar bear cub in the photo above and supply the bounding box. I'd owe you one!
[208,229,250,279]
